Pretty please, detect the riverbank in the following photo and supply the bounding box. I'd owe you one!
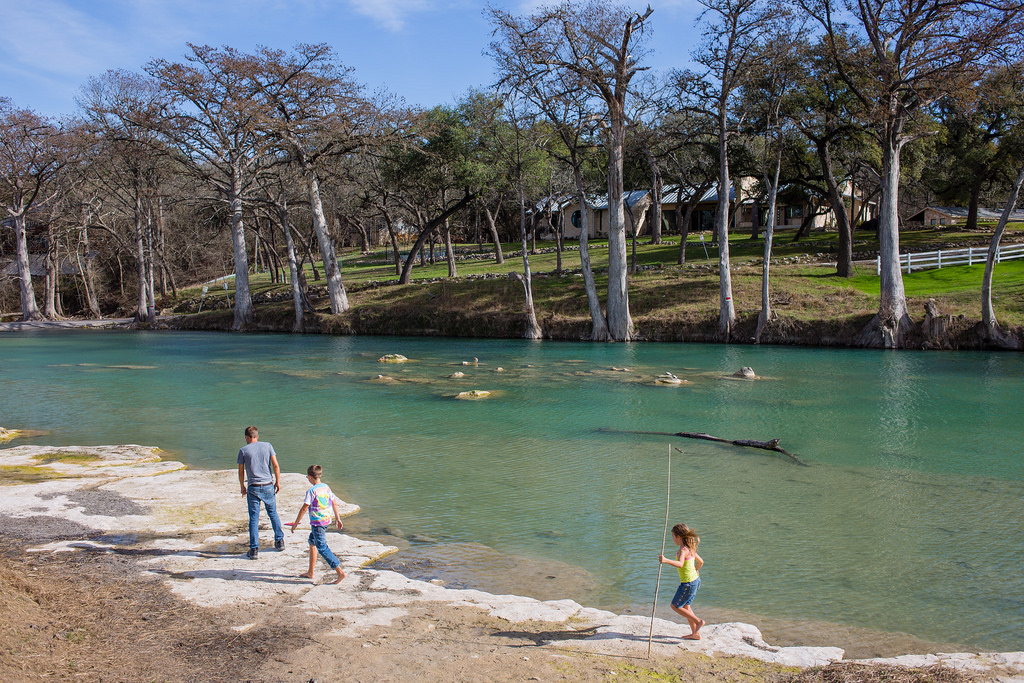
[2,441,1021,681]
[161,259,1023,350]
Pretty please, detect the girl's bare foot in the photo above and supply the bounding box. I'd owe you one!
[694,618,705,633]
[299,572,314,580]
[331,568,346,584]
[681,633,702,640]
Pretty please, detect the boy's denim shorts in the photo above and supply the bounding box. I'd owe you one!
[671,577,701,607]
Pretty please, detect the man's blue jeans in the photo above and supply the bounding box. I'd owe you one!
[247,484,284,550]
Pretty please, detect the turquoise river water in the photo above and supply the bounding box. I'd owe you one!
[1,331,1021,653]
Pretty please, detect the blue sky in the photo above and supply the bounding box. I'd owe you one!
[0,0,702,119]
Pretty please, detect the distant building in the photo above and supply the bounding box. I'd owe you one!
[908,206,1024,226]
[536,178,877,239]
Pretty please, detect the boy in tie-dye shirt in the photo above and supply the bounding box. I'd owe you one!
[288,464,346,584]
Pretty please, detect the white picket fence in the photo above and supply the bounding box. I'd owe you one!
[876,243,1024,274]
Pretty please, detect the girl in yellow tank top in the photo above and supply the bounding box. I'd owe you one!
[658,522,705,641]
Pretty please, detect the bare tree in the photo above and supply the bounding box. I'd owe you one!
[981,164,1024,346]
[255,44,382,315]
[146,44,272,329]
[802,0,1024,347]
[0,99,69,321]
[742,15,805,341]
[502,93,545,339]
[79,70,169,322]
[687,0,773,340]
[488,1,653,341]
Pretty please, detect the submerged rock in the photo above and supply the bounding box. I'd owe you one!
[455,390,491,400]
[449,371,465,379]
[655,372,686,385]
[734,366,756,378]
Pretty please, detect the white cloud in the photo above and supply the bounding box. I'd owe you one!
[0,0,124,81]
[344,0,432,31]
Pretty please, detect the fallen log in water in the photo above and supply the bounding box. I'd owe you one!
[599,428,810,466]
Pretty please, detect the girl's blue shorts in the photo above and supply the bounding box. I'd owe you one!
[671,577,700,607]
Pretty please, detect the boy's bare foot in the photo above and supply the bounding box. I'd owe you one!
[299,572,314,580]
[694,618,705,632]
[331,569,346,585]
[681,633,702,640]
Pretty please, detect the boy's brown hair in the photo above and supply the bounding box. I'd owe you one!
[244,426,258,438]
[307,465,323,479]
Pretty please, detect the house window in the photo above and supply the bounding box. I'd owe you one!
[784,206,803,220]
[571,210,581,228]
[930,219,937,225]
[939,218,946,225]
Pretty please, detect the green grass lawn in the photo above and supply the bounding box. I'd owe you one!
[842,259,1024,296]
[174,222,1024,331]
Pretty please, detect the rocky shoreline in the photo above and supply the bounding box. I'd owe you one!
[1,440,1022,681]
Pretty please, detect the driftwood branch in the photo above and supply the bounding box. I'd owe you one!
[599,428,809,466]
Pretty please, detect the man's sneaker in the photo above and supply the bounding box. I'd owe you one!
[274,539,285,551]
[246,547,258,560]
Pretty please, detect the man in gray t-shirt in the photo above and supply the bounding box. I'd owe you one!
[237,425,285,559]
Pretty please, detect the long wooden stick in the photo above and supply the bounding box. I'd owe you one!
[599,427,809,466]
[647,443,672,658]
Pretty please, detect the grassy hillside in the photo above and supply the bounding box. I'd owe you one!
[169,224,1024,346]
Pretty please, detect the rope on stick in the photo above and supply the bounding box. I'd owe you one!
[647,443,672,657]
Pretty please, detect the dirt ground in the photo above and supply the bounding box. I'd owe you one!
[0,534,981,683]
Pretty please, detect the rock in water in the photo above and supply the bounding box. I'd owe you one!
[378,354,409,363]
[734,366,756,378]
[455,390,491,400]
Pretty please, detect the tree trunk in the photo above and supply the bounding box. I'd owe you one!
[228,166,254,329]
[554,206,563,275]
[625,200,638,275]
[857,137,912,348]
[675,202,696,265]
[818,139,854,277]
[381,209,402,276]
[277,199,304,333]
[756,153,782,343]
[483,204,505,264]
[716,112,735,340]
[573,166,609,341]
[348,215,370,253]
[134,194,150,323]
[645,151,663,245]
[307,169,349,313]
[76,216,102,318]
[145,207,157,321]
[981,165,1024,341]
[517,175,542,339]
[10,202,42,320]
[42,223,59,320]
[750,199,761,240]
[156,197,168,296]
[444,221,457,278]
[967,183,982,233]
[398,193,475,284]
[605,115,634,341]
